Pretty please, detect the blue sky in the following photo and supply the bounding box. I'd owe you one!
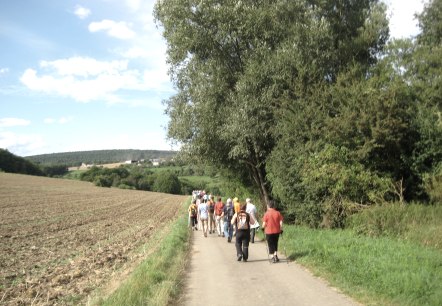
[0,0,428,157]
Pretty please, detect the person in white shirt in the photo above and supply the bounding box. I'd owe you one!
[245,198,259,243]
[198,199,209,237]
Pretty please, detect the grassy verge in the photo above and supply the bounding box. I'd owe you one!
[281,226,442,306]
[94,199,192,306]
[346,203,442,250]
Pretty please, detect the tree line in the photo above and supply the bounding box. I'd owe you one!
[154,0,442,227]
[25,149,177,166]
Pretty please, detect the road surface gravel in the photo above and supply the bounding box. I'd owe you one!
[183,230,360,306]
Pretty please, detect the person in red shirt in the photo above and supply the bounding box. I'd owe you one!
[214,197,225,237]
[262,200,283,263]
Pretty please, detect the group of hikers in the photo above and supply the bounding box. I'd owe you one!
[188,191,283,263]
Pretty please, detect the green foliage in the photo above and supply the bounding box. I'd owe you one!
[41,165,69,177]
[153,172,181,195]
[283,225,442,306]
[93,175,113,188]
[423,163,442,204]
[347,203,442,249]
[0,148,44,176]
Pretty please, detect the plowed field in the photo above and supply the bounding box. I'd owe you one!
[0,173,188,305]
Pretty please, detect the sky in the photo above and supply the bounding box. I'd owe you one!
[0,0,429,157]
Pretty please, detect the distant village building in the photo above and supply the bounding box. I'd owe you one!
[150,159,161,166]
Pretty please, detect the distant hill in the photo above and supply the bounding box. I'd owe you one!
[25,149,177,166]
[0,149,44,176]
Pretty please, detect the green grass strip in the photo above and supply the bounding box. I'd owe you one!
[281,226,442,306]
[96,200,192,306]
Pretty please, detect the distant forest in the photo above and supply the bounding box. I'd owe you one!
[25,149,177,166]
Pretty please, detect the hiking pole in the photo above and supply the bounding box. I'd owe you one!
[280,230,289,265]
[262,228,272,264]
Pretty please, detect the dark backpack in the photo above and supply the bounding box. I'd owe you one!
[225,206,234,221]
[208,202,215,214]
[236,211,250,230]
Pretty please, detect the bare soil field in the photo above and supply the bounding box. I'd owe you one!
[0,173,188,305]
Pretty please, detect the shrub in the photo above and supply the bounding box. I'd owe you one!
[153,172,181,194]
[94,175,112,187]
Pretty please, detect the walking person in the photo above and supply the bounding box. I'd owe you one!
[222,198,234,242]
[188,200,198,230]
[262,200,283,263]
[231,203,255,262]
[198,199,209,237]
[245,198,259,243]
[214,197,224,237]
[207,196,216,234]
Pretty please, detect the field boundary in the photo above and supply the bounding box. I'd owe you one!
[90,198,192,306]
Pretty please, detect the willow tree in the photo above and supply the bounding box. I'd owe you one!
[154,0,389,205]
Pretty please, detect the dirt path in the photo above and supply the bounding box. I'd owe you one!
[183,230,360,306]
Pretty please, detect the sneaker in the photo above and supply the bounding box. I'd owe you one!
[227,237,231,243]
[272,256,277,263]
[243,257,248,262]
[237,255,242,261]
[275,255,280,262]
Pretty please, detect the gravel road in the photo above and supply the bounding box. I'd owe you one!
[182,229,361,306]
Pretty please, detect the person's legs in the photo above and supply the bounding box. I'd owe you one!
[267,234,276,254]
[235,233,243,261]
[267,234,279,262]
[220,219,225,237]
[210,214,215,233]
[223,220,228,239]
[208,214,211,233]
[202,219,208,236]
[215,216,220,235]
[241,231,250,261]
[250,228,255,243]
[274,233,280,261]
[227,223,233,242]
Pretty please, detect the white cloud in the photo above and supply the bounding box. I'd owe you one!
[0,131,45,156]
[44,118,55,124]
[74,5,91,19]
[125,0,142,11]
[40,57,128,77]
[0,118,31,128]
[20,56,172,104]
[89,20,135,40]
[384,0,428,39]
[58,116,73,124]
[0,68,9,75]
[120,47,151,59]
[44,117,73,124]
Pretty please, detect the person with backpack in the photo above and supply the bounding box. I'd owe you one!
[188,200,198,231]
[214,197,224,237]
[207,195,216,234]
[262,200,283,263]
[222,198,234,242]
[231,203,255,262]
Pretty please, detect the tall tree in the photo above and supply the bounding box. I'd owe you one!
[155,0,389,205]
